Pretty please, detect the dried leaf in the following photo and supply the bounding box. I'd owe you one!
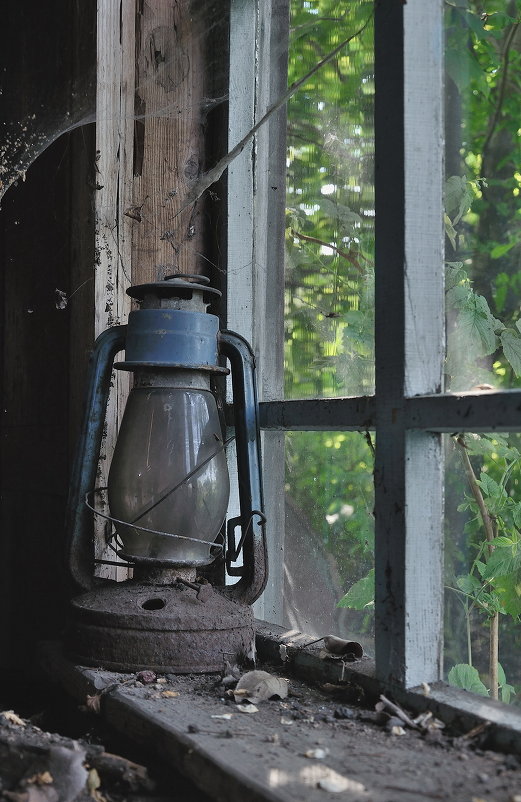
[378,694,418,730]
[322,636,363,659]
[316,769,365,794]
[160,690,179,698]
[304,748,328,759]
[413,711,445,731]
[236,704,258,714]
[2,710,26,726]
[85,694,101,715]
[280,716,293,725]
[391,725,406,736]
[233,671,289,704]
[87,768,106,802]
[27,773,53,786]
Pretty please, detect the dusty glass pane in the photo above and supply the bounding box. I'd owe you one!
[283,431,374,653]
[285,1,375,399]
[445,432,521,705]
[444,5,521,391]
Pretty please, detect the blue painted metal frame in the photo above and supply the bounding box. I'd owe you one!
[65,325,127,592]
[219,331,267,605]
[65,322,267,605]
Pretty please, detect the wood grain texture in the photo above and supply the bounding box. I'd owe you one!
[94,0,134,577]
[132,0,206,280]
[226,1,288,624]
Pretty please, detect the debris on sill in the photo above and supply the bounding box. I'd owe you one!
[0,709,160,802]
[33,642,521,802]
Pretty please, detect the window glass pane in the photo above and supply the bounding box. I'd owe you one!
[445,432,521,705]
[445,5,521,391]
[283,431,374,653]
[285,1,375,399]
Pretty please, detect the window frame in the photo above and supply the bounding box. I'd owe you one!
[229,0,521,696]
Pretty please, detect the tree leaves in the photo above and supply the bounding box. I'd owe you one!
[452,293,500,357]
[447,664,489,696]
[479,545,521,583]
[500,329,521,377]
[337,568,374,609]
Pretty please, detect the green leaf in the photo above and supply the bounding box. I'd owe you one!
[501,683,515,704]
[447,664,489,696]
[446,285,471,309]
[496,662,515,703]
[444,213,457,250]
[318,197,362,229]
[478,471,505,499]
[494,572,521,619]
[456,573,481,595]
[491,241,516,259]
[500,329,521,377]
[513,502,521,529]
[337,568,374,609]
[445,262,467,290]
[480,546,521,582]
[455,294,499,357]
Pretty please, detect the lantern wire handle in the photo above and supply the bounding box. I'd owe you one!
[84,490,225,550]
[129,434,235,525]
[84,433,236,549]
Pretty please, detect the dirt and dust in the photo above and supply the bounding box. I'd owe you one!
[4,659,519,802]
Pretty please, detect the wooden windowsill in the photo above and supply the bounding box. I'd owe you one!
[39,623,521,802]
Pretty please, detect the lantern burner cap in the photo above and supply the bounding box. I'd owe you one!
[127,273,221,305]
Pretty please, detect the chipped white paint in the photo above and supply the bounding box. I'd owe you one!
[227,0,286,622]
[402,0,445,686]
[374,0,445,687]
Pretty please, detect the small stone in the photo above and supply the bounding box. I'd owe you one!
[334,706,356,720]
[136,670,157,684]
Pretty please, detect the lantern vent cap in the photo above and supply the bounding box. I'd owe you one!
[127,273,221,305]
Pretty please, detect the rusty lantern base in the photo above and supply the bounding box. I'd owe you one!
[68,580,255,674]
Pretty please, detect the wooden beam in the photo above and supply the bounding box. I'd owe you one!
[132,0,207,280]
[94,0,134,576]
[374,0,445,688]
[406,390,521,432]
[257,397,375,431]
[226,1,288,623]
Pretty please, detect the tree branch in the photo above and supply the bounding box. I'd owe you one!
[167,10,374,226]
[481,21,520,176]
[455,435,499,699]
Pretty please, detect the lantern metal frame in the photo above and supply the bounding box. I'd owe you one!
[64,275,268,673]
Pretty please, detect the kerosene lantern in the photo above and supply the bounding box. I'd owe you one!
[65,274,267,673]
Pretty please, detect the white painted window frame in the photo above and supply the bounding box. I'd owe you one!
[229,0,521,698]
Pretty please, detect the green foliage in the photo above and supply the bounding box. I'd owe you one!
[337,568,374,609]
[448,661,515,702]
[285,0,374,400]
[285,0,521,698]
[448,664,489,696]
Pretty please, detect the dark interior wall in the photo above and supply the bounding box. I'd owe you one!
[0,2,96,670]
